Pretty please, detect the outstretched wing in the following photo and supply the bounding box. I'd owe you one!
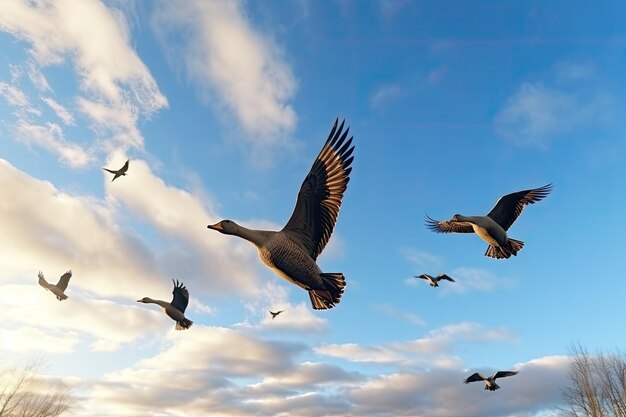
[415,274,430,280]
[38,271,49,288]
[437,274,455,282]
[486,184,553,231]
[425,215,474,234]
[493,370,518,380]
[282,119,355,260]
[463,372,486,384]
[103,168,116,174]
[171,279,190,313]
[55,270,72,291]
[119,159,129,173]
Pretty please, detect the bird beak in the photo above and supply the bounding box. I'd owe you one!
[207,222,223,231]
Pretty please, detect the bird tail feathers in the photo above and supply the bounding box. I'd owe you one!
[176,319,193,330]
[308,273,346,310]
[485,239,524,259]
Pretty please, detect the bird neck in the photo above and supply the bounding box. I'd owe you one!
[145,298,169,308]
[233,224,271,247]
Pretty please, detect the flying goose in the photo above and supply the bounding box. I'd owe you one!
[269,310,285,319]
[415,273,455,287]
[463,370,519,391]
[38,270,72,301]
[137,280,193,330]
[207,119,354,310]
[425,184,552,259]
[103,159,129,182]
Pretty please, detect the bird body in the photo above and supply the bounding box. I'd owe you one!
[463,370,519,391]
[426,184,552,259]
[137,280,193,330]
[208,119,354,310]
[415,273,455,287]
[38,270,72,301]
[269,309,285,319]
[103,159,129,182]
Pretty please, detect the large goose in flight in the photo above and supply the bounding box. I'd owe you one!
[425,184,552,259]
[208,119,354,310]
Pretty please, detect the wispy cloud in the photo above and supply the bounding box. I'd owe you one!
[401,247,444,270]
[373,304,425,326]
[494,82,613,148]
[0,0,168,151]
[0,81,31,107]
[152,0,297,149]
[41,96,75,125]
[13,120,92,168]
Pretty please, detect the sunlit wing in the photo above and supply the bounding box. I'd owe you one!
[171,279,190,313]
[55,270,72,291]
[282,119,355,260]
[425,215,474,234]
[486,184,552,231]
[38,271,49,288]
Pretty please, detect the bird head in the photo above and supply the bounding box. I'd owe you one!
[136,297,150,303]
[451,214,462,221]
[207,220,239,235]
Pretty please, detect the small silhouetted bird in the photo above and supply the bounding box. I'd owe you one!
[103,159,129,182]
[137,280,193,330]
[269,310,285,319]
[426,184,552,259]
[415,273,455,287]
[38,270,72,301]
[463,370,519,391]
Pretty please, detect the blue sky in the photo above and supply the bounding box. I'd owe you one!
[1,1,625,416]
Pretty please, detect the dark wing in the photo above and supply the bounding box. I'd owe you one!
[119,159,129,173]
[463,372,486,384]
[486,184,552,231]
[282,119,354,260]
[425,215,474,234]
[103,168,117,174]
[38,271,49,287]
[437,274,455,282]
[493,370,519,380]
[171,279,190,313]
[55,270,72,291]
[414,274,430,280]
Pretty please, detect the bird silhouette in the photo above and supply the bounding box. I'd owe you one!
[269,310,285,319]
[415,273,455,287]
[463,370,519,391]
[103,159,129,182]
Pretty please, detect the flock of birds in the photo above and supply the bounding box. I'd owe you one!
[37,118,553,392]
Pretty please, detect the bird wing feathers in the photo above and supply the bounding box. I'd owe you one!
[171,279,190,313]
[493,370,519,380]
[38,271,49,288]
[486,184,552,231]
[425,215,474,234]
[55,270,72,291]
[415,274,430,280]
[463,373,487,383]
[437,274,455,282]
[283,119,354,260]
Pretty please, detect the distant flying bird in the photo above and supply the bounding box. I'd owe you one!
[207,119,354,310]
[269,310,285,319]
[38,270,72,301]
[103,159,129,182]
[414,273,455,287]
[137,280,193,330]
[463,370,519,391]
[425,184,552,259]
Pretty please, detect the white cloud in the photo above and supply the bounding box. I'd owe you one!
[316,322,514,366]
[14,120,92,167]
[369,83,405,110]
[374,304,425,326]
[0,284,165,352]
[152,0,297,146]
[0,326,80,354]
[0,81,31,106]
[440,266,517,294]
[41,96,75,125]
[0,0,168,150]
[401,247,444,270]
[494,82,613,148]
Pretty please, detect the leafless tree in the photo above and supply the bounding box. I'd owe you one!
[0,359,71,417]
[561,344,626,417]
